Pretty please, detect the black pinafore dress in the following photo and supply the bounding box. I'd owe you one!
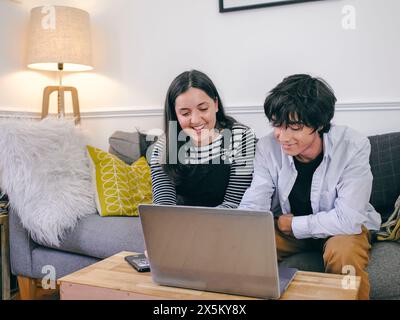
[174,136,232,207]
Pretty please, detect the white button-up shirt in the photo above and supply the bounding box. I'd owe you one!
[239,125,381,239]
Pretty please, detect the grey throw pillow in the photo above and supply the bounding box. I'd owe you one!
[109,130,158,165]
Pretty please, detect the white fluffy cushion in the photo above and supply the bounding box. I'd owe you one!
[0,118,96,246]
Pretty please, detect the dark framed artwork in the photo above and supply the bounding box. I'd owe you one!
[219,0,324,13]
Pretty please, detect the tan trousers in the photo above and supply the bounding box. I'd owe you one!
[275,219,372,300]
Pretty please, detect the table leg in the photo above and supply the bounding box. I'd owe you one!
[1,216,10,300]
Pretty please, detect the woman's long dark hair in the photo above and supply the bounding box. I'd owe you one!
[162,70,236,183]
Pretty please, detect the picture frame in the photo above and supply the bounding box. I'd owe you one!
[219,0,324,13]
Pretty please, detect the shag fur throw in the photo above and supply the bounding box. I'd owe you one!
[0,118,96,246]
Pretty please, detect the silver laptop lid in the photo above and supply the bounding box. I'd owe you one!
[139,204,281,299]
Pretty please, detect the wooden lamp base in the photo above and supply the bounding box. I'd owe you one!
[42,86,81,124]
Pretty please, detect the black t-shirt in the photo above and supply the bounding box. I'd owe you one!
[289,152,323,216]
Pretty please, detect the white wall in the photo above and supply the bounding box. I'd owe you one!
[1,0,399,149]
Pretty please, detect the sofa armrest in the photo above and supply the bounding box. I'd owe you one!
[9,207,38,278]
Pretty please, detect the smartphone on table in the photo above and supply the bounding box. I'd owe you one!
[124,253,150,272]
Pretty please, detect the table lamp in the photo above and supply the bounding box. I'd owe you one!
[27,6,93,124]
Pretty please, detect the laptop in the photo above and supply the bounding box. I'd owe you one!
[138,204,297,299]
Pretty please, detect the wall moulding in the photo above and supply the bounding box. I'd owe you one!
[0,102,399,119]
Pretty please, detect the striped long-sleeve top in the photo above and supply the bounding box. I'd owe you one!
[150,123,256,208]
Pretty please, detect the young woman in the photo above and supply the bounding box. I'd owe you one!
[150,70,256,208]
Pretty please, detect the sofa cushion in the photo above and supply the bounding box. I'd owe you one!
[368,132,400,221]
[35,214,146,259]
[31,247,100,279]
[87,145,152,217]
[279,252,324,272]
[367,242,400,299]
[109,130,158,165]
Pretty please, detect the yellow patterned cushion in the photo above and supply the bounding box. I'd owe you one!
[87,145,152,216]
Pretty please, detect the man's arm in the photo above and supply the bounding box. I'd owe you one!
[291,138,374,239]
[239,140,275,211]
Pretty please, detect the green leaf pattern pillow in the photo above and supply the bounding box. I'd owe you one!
[87,145,152,216]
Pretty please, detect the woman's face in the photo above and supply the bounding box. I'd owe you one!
[175,87,219,145]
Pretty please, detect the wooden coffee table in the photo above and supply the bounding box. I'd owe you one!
[58,251,360,300]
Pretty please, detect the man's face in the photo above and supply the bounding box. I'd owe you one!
[273,120,321,159]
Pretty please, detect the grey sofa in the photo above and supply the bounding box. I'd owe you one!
[9,131,400,299]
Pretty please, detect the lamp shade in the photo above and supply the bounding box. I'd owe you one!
[27,6,93,72]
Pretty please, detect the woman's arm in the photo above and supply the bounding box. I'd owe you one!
[150,139,177,205]
[218,126,256,208]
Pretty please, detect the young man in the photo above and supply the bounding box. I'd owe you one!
[239,74,381,300]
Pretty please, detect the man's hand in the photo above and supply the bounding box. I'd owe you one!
[278,213,294,236]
